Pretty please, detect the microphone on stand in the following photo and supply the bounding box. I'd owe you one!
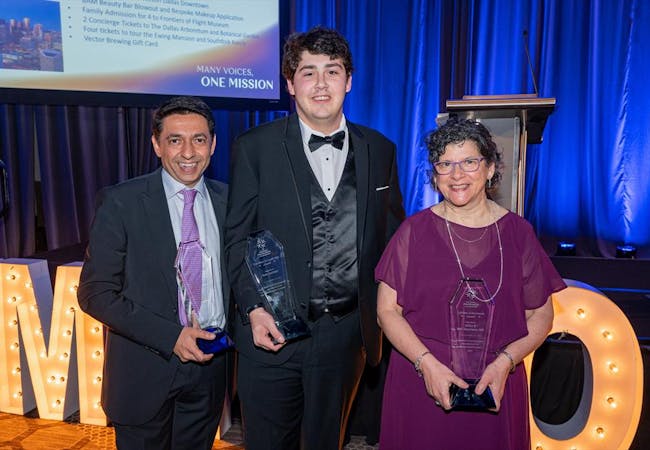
[523,30,539,97]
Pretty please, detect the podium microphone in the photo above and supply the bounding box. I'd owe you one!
[523,30,539,97]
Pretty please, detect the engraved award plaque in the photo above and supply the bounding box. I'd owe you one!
[246,230,310,341]
[448,277,497,410]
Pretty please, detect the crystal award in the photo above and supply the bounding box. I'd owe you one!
[245,230,310,341]
[448,277,497,410]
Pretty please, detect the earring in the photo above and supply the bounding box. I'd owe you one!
[487,178,492,189]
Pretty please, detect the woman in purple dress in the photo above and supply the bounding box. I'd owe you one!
[376,118,566,450]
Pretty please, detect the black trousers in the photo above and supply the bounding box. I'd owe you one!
[238,311,366,450]
[113,354,227,450]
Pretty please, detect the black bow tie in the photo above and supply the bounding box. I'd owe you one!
[308,131,346,152]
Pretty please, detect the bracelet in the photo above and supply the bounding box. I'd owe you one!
[414,350,431,377]
[498,349,516,373]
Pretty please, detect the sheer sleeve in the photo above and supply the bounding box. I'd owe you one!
[518,218,567,310]
[375,219,413,302]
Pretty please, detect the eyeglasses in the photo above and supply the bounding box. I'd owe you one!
[433,157,486,175]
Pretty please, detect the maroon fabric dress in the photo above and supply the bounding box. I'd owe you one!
[375,209,566,450]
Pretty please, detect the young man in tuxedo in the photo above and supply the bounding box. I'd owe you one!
[78,96,230,450]
[225,27,405,449]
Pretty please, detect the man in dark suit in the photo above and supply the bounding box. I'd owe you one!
[225,27,405,449]
[78,96,230,450]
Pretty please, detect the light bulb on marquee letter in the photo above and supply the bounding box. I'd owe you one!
[1,261,107,425]
[524,280,643,450]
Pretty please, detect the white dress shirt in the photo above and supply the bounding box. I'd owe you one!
[299,116,349,201]
[161,169,225,329]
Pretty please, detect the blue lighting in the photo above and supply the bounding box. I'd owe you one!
[556,241,576,256]
[616,245,637,259]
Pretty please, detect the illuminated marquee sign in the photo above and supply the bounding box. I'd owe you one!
[525,280,644,450]
[0,260,644,448]
[0,260,105,425]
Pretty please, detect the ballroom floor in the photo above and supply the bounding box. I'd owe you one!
[0,411,378,450]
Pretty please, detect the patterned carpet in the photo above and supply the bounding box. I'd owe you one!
[0,411,377,450]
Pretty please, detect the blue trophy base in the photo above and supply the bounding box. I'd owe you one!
[449,380,496,411]
[197,327,235,355]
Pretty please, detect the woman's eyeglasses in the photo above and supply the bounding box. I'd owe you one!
[433,157,486,175]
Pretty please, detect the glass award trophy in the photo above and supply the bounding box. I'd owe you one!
[175,243,234,355]
[245,230,310,341]
[448,277,497,410]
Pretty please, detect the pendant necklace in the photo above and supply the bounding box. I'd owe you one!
[444,202,504,302]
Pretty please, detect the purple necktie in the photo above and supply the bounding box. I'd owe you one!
[177,188,202,326]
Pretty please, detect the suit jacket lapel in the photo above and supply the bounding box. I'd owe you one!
[141,170,178,305]
[349,122,369,253]
[205,180,230,311]
[206,181,227,234]
[282,114,313,248]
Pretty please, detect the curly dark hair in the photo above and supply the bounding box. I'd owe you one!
[425,117,503,192]
[152,96,215,141]
[281,26,353,81]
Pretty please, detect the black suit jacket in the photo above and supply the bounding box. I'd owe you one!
[77,169,230,425]
[225,114,404,366]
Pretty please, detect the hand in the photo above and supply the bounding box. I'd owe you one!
[172,322,214,363]
[419,354,468,410]
[474,354,512,411]
[248,307,286,352]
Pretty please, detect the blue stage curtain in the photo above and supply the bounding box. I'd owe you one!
[292,0,650,257]
[523,0,650,257]
[33,105,160,250]
[0,0,648,257]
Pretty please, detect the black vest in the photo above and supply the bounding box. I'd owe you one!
[308,146,359,321]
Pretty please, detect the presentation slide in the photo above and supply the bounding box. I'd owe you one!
[0,0,285,107]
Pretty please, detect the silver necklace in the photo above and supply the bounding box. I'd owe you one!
[444,203,504,302]
[449,223,488,243]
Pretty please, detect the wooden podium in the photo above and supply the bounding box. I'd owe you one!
[441,94,555,215]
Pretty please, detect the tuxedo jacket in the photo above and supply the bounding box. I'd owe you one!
[77,169,230,425]
[225,114,404,366]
